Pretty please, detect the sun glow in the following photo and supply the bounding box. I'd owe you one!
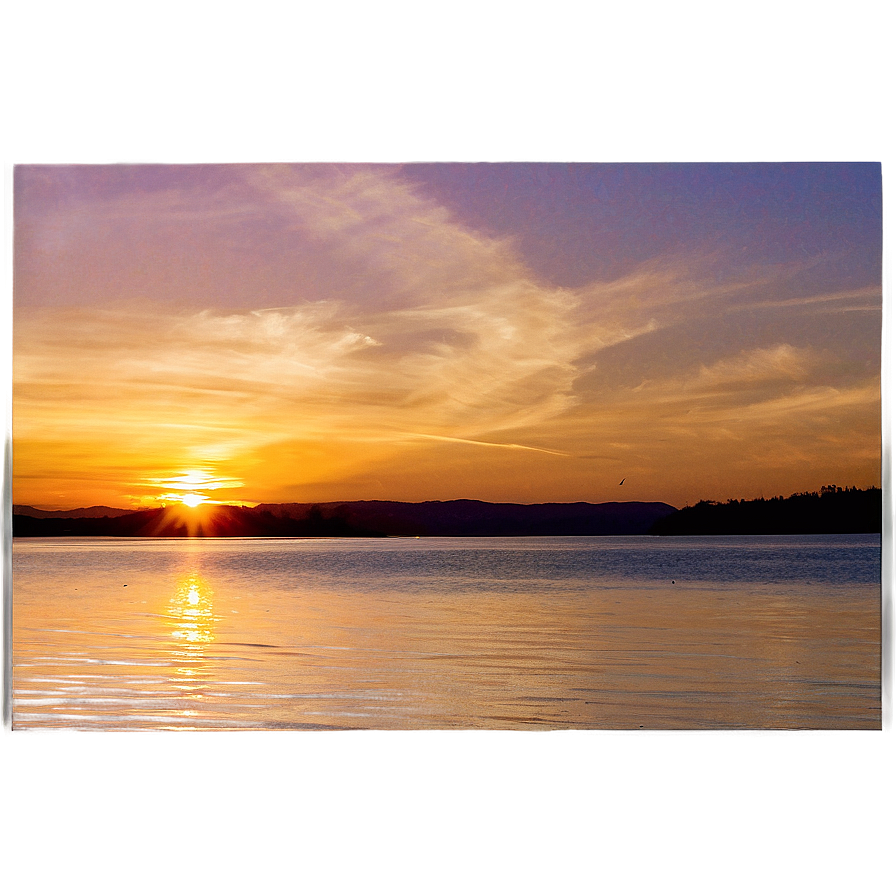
[146,468,244,509]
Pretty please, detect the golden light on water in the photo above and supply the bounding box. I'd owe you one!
[165,571,219,714]
[170,573,215,644]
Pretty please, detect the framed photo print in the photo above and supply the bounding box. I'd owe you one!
[0,0,896,894]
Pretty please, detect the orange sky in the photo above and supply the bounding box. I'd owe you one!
[13,164,882,510]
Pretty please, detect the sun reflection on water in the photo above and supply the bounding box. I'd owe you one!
[165,572,219,709]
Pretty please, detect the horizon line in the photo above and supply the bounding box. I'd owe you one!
[11,483,883,516]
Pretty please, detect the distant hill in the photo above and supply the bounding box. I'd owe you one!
[253,500,678,537]
[13,499,677,538]
[15,490,879,537]
[649,486,881,535]
[13,504,133,519]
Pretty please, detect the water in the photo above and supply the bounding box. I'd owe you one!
[12,535,881,729]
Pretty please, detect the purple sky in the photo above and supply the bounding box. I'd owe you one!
[13,163,882,509]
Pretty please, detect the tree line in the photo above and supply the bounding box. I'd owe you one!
[649,485,882,535]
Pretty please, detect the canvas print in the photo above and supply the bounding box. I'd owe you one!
[9,163,882,729]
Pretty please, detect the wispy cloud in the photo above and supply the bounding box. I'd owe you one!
[750,284,881,310]
[395,432,570,456]
[677,344,818,393]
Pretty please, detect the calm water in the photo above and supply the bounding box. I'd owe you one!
[12,535,881,729]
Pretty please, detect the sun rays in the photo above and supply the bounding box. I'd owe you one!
[141,468,245,509]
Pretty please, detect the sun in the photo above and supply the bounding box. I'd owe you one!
[150,468,246,511]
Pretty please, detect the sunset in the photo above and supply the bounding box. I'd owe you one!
[13,163,881,511]
[10,164,883,738]
[3,5,892,892]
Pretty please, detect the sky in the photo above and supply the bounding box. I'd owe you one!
[12,163,882,510]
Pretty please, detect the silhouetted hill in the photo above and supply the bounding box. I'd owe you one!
[648,486,881,535]
[254,500,677,537]
[11,505,377,538]
[12,489,882,538]
[13,504,133,518]
[13,499,677,538]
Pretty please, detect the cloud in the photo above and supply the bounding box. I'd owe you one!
[393,432,569,456]
[248,165,527,299]
[750,284,881,310]
[15,168,601,465]
[684,344,818,393]
[582,339,876,433]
